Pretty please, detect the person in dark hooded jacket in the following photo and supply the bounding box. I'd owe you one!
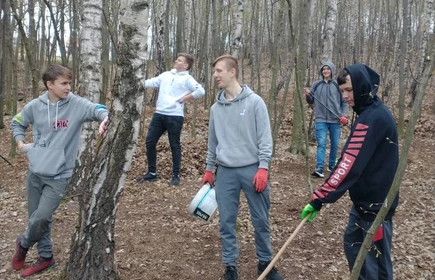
[300,63,399,280]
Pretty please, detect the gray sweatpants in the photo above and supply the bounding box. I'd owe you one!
[19,171,69,258]
[215,164,273,266]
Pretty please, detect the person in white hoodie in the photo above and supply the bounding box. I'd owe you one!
[201,55,283,280]
[136,53,205,186]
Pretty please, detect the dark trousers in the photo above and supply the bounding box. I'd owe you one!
[344,206,393,280]
[145,113,184,176]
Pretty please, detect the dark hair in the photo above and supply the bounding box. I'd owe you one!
[177,53,194,70]
[42,64,72,89]
[212,55,239,79]
[337,69,349,85]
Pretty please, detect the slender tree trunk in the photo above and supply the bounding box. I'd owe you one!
[43,0,67,65]
[0,0,7,129]
[320,0,337,63]
[290,0,310,156]
[10,0,39,99]
[348,0,358,64]
[407,0,432,107]
[65,0,149,279]
[398,0,410,137]
[231,0,244,59]
[39,0,46,72]
[175,0,185,55]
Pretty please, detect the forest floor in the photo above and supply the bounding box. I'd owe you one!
[0,86,434,280]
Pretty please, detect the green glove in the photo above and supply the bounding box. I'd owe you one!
[300,204,319,223]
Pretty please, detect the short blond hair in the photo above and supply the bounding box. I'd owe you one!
[212,55,239,79]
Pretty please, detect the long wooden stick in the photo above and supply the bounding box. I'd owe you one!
[257,216,309,280]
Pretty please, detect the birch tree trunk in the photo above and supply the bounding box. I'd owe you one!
[320,0,337,63]
[67,0,103,196]
[155,0,169,75]
[65,0,148,278]
[348,0,358,64]
[231,0,244,59]
[408,0,432,107]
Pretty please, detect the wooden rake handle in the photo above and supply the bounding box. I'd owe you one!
[257,216,309,280]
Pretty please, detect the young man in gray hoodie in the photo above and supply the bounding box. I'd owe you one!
[304,61,348,178]
[11,64,109,277]
[202,55,283,280]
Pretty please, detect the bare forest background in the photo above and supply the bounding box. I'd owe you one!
[0,0,434,279]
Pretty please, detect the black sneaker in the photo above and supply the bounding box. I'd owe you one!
[311,169,324,178]
[170,175,180,186]
[258,262,283,280]
[136,172,157,183]
[224,266,238,280]
[327,165,336,173]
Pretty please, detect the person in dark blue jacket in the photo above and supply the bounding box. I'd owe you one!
[300,63,399,280]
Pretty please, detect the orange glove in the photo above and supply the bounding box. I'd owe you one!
[202,171,214,186]
[339,116,348,125]
[253,168,268,192]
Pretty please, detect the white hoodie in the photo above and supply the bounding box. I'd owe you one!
[144,69,205,116]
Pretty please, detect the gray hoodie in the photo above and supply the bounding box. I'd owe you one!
[12,92,109,179]
[206,85,272,170]
[306,61,348,122]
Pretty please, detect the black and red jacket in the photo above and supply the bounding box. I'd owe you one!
[310,64,399,222]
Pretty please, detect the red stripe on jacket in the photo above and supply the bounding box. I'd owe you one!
[312,124,368,201]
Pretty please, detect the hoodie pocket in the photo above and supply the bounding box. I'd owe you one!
[27,147,66,177]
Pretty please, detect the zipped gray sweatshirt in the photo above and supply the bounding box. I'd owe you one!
[12,92,108,179]
[206,85,272,170]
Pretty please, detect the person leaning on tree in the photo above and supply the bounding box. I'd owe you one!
[136,53,205,186]
[11,64,109,278]
[201,55,283,280]
[304,61,349,178]
[301,63,399,280]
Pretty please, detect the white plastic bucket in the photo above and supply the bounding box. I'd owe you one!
[188,183,218,222]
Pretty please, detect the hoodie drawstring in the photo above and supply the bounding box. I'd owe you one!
[47,99,60,129]
[55,102,59,130]
[47,99,50,128]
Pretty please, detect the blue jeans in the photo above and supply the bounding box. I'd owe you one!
[145,113,184,176]
[315,122,341,171]
[344,206,393,280]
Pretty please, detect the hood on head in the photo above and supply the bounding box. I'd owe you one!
[319,61,336,78]
[344,63,380,114]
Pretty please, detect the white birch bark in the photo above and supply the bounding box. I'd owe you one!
[231,0,244,59]
[408,0,433,105]
[75,0,103,167]
[66,0,149,278]
[320,0,337,63]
